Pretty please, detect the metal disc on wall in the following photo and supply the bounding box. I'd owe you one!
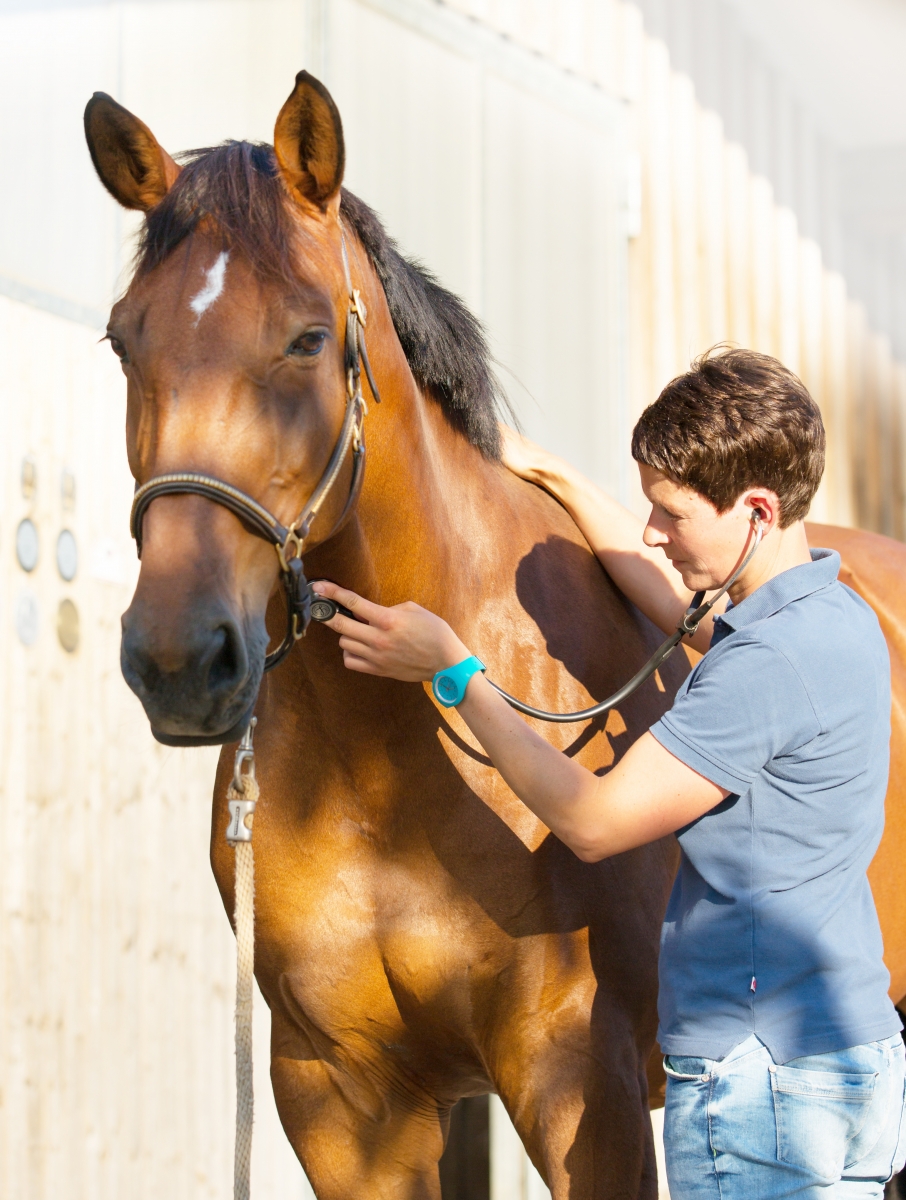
[16,591,39,645]
[16,518,39,572]
[56,529,78,581]
[57,598,79,653]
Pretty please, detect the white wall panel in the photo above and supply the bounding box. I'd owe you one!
[481,72,627,493]
[0,3,122,318]
[327,0,484,311]
[0,0,306,319]
[489,1095,550,1200]
[0,295,314,1199]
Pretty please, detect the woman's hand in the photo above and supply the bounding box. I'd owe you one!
[312,581,470,681]
[498,423,558,485]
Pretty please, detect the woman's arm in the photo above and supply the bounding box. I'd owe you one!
[500,426,716,653]
[314,582,728,859]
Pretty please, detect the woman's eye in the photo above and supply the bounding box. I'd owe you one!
[287,331,327,357]
[108,336,129,364]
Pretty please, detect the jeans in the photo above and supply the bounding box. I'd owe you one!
[663,1033,906,1199]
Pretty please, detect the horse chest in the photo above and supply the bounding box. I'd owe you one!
[254,844,511,1075]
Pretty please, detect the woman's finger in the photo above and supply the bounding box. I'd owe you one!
[329,611,383,641]
[337,633,378,657]
[342,652,382,675]
[312,580,390,627]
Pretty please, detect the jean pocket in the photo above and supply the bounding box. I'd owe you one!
[664,1055,712,1082]
[770,1063,878,1182]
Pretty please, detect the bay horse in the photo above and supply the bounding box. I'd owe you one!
[83,72,906,1198]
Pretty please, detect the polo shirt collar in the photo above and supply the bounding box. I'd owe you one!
[715,548,841,632]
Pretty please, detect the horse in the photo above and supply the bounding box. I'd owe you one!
[84,71,680,1199]
[83,72,906,1198]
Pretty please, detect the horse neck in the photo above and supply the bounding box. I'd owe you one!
[313,328,510,622]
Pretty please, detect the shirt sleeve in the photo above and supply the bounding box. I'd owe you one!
[650,636,821,794]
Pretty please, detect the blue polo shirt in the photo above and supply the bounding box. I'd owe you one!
[650,549,900,1064]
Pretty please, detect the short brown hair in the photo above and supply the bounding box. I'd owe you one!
[631,347,825,526]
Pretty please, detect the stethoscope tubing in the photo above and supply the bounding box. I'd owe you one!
[482,515,764,723]
[309,516,764,724]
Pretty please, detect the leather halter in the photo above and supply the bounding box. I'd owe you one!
[129,226,381,672]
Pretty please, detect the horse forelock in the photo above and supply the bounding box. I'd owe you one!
[134,140,507,458]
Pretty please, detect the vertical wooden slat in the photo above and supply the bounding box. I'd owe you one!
[696,108,728,351]
[774,206,801,375]
[798,237,827,520]
[723,142,753,350]
[821,272,855,527]
[670,71,701,370]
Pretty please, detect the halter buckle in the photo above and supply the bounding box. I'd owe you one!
[351,289,368,326]
[346,366,359,402]
[276,527,306,573]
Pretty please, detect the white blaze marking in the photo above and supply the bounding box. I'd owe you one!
[189,250,229,322]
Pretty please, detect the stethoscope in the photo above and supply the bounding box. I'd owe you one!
[309,510,765,724]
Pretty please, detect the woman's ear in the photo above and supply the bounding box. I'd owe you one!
[273,70,345,216]
[744,491,781,530]
[84,92,180,211]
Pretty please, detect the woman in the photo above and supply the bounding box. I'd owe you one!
[316,348,906,1198]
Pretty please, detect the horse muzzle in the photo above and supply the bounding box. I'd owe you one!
[120,600,266,746]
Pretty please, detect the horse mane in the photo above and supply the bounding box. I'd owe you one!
[135,140,506,458]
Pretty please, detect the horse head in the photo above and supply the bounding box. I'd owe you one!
[85,73,371,745]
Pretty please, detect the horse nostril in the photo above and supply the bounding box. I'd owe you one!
[207,622,247,694]
[121,622,160,691]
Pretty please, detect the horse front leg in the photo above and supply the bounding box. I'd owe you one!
[270,1012,449,1200]
[492,1012,658,1200]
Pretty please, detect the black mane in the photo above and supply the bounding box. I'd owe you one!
[136,140,505,457]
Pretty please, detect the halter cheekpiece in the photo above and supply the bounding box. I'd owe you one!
[129,224,380,671]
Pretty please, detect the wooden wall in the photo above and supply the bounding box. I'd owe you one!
[0,4,903,1200]
[446,0,906,536]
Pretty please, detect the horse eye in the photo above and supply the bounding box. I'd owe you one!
[107,336,129,364]
[287,331,327,357]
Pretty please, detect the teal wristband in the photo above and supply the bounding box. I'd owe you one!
[432,655,485,708]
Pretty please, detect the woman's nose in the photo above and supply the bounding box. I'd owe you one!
[643,521,668,548]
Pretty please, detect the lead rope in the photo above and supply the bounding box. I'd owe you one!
[225,718,259,1200]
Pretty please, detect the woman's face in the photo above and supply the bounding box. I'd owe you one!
[639,464,763,593]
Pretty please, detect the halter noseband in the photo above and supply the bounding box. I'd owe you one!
[129,226,380,672]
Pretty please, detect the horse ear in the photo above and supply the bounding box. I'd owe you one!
[274,71,345,214]
[84,92,181,211]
